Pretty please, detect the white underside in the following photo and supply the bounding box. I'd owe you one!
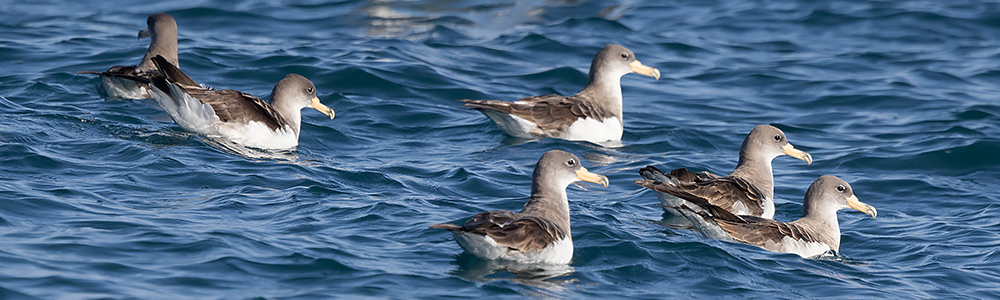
[218,121,298,150]
[764,236,832,258]
[452,232,574,265]
[563,116,622,142]
[150,83,298,150]
[479,109,622,144]
[97,75,150,100]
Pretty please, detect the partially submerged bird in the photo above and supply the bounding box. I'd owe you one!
[460,44,660,145]
[639,125,812,219]
[429,150,609,264]
[147,55,334,150]
[78,13,179,100]
[635,175,876,258]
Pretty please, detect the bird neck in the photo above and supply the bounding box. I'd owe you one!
[795,205,842,251]
[800,197,841,225]
[270,98,302,137]
[578,71,624,118]
[139,30,178,73]
[730,155,775,200]
[522,180,571,227]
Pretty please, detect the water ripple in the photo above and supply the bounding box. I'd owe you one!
[0,0,999,298]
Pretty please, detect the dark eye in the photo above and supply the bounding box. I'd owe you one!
[836,185,846,192]
[306,87,315,94]
[620,52,629,60]
[773,135,782,141]
[566,159,576,167]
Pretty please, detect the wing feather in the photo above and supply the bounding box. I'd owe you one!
[432,210,565,253]
[716,217,817,250]
[150,55,287,131]
[654,168,765,216]
[460,93,610,132]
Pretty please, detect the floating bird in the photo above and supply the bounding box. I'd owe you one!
[147,55,334,149]
[635,175,876,258]
[639,125,812,219]
[430,150,609,264]
[460,44,660,145]
[78,13,178,100]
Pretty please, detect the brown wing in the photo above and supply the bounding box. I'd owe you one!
[637,179,828,252]
[150,55,287,131]
[715,216,818,250]
[636,179,746,221]
[659,168,765,216]
[431,210,565,253]
[183,88,286,131]
[429,210,518,232]
[461,93,611,131]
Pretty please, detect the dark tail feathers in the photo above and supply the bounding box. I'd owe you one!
[151,55,199,87]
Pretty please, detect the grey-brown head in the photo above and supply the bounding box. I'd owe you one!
[138,13,179,71]
[269,74,335,121]
[803,175,877,219]
[531,150,609,196]
[588,44,660,83]
[738,124,813,165]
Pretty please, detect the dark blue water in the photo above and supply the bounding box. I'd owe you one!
[2,0,999,298]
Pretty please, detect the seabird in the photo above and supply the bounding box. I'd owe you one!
[429,150,609,264]
[78,13,179,100]
[635,175,876,258]
[460,44,660,144]
[147,55,334,149]
[639,125,812,219]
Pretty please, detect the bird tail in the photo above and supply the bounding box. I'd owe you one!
[458,99,538,139]
[146,59,221,136]
[151,55,199,87]
[638,166,680,185]
[459,99,514,114]
[637,166,689,213]
[635,178,739,240]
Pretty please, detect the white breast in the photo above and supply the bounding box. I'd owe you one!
[561,117,622,143]
[217,121,298,149]
[505,237,574,265]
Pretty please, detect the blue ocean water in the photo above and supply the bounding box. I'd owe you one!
[1,0,999,298]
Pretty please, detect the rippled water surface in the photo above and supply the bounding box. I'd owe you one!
[2,0,999,298]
